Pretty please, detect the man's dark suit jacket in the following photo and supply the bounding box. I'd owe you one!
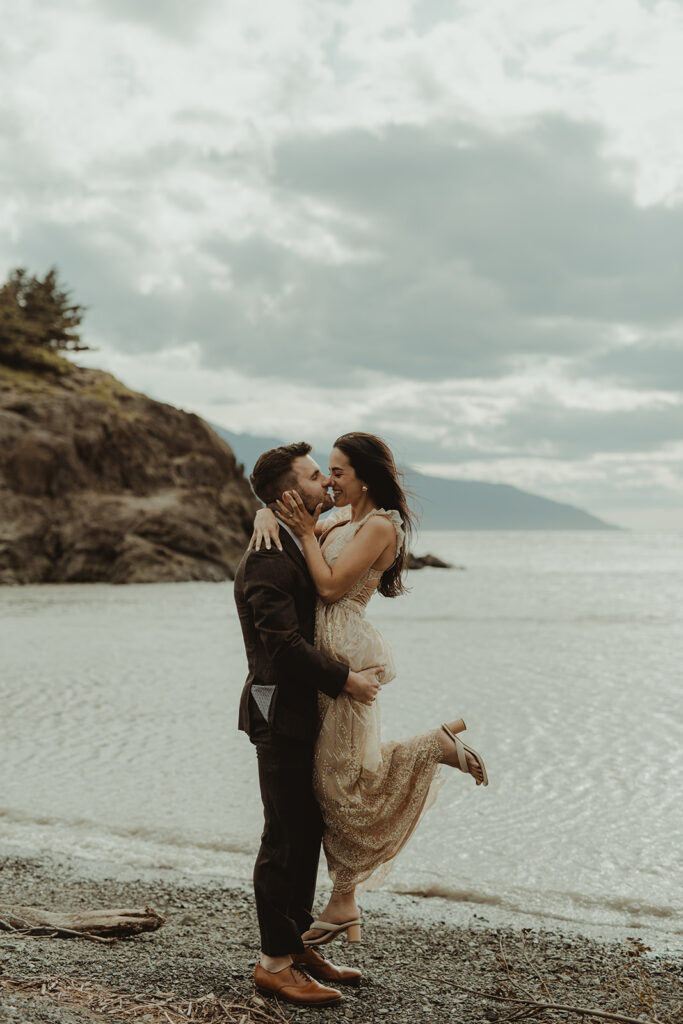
[235,530,348,743]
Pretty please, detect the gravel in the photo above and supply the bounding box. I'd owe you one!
[0,853,680,1024]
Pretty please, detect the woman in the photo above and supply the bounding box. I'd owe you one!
[251,432,487,946]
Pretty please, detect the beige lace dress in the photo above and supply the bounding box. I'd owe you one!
[313,507,443,894]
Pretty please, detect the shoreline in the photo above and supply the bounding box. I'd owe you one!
[0,851,680,1024]
[1,834,680,949]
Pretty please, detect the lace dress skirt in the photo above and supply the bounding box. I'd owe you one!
[313,592,443,894]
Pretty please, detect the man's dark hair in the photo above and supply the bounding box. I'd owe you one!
[250,441,312,505]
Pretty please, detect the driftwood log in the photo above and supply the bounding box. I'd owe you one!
[0,905,164,942]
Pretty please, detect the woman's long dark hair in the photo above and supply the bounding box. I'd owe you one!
[333,432,415,598]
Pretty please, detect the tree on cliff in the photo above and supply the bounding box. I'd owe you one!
[0,267,89,372]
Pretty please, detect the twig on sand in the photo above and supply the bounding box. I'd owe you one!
[520,929,554,1001]
[1,976,291,1024]
[430,977,667,1024]
[496,933,538,1001]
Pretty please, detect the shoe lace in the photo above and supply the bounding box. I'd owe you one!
[304,947,328,963]
[290,966,313,984]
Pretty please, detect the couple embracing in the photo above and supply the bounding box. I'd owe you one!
[234,432,488,1009]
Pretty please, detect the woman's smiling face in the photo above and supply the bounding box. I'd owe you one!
[329,447,365,506]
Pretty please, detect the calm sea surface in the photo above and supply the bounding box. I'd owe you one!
[1,532,681,935]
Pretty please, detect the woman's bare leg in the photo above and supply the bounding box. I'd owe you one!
[302,890,359,942]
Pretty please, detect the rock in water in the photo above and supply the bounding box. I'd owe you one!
[406,552,456,570]
[0,365,259,583]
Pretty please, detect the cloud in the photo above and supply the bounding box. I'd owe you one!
[15,114,668,392]
[2,0,683,525]
[6,112,683,458]
[412,0,465,36]
[482,395,683,458]
[272,117,683,316]
[586,335,683,391]
[181,117,683,384]
[37,0,220,39]
[3,5,683,394]
[332,381,683,465]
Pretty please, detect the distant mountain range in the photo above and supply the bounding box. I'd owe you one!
[210,425,617,531]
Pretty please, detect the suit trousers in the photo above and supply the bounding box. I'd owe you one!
[250,697,322,955]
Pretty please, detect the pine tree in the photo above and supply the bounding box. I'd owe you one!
[0,267,89,371]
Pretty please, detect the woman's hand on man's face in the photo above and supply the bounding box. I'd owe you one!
[275,490,321,538]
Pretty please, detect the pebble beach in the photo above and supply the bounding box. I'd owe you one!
[0,852,680,1024]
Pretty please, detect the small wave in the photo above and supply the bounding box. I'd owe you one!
[564,890,681,920]
[377,613,678,626]
[0,806,253,858]
[393,884,502,906]
[387,879,681,931]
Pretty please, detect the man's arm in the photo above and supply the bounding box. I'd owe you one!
[243,549,348,699]
[243,551,382,704]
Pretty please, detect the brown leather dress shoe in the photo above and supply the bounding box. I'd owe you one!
[254,963,343,1006]
[293,947,362,986]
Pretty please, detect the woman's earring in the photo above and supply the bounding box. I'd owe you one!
[362,485,368,491]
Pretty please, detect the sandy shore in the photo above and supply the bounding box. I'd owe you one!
[0,852,680,1024]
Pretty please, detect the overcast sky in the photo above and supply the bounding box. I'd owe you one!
[2,0,682,528]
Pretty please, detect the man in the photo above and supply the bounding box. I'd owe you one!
[234,442,381,1008]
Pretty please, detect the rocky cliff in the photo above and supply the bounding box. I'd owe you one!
[0,364,259,583]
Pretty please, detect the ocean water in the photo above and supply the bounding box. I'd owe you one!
[1,531,681,937]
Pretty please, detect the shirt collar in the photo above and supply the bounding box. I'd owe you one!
[279,521,303,552]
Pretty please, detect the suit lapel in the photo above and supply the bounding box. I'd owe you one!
[280,529,308,574]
